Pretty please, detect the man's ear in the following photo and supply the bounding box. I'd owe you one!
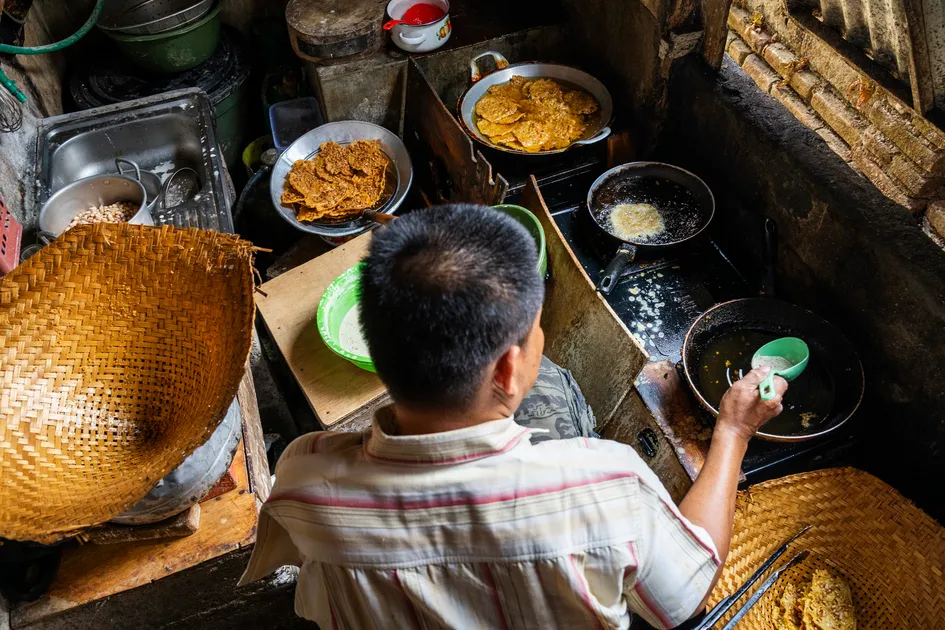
[493,345,522,396]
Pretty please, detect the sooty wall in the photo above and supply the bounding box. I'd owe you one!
[657,56,945,522]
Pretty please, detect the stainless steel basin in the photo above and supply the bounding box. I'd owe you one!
[35,89,233,233]
[47,113,204,193]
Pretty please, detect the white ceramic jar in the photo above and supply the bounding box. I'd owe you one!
[386,0,451,54]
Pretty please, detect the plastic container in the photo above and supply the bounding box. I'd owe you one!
[491,204,547,278]
[269,97,324,152]
[317,263,375,373]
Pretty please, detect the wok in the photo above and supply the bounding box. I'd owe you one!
[457,51,613,156]
[682,298,864,442]
[587,162,715,294]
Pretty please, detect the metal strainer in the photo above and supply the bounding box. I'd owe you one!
[97,0,214,35]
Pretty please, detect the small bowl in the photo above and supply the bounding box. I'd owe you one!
[491,204,547,277]
[39,174,151,237]
[317,263,375,372]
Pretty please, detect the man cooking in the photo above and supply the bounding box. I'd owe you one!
[240,204,788,629]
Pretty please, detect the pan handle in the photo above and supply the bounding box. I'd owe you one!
[364,209,397,225]
[470,51,509,83]
[598,242,637,295]
[571,127,612,146]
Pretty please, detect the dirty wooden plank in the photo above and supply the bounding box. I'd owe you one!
[635,360,746,484]
[520,176,648,424]
[14,437,260,627]
[403,59,507,206]
[238,365,272,501]
[701,0,734,68]
[599,388,692,503]
[81,505,201,546]
[255,233,386,428]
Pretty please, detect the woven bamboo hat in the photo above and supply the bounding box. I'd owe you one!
[0,224,256,543]
[710,467,945,629]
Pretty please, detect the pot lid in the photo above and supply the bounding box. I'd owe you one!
[286,0,385,43]
[71,28,247,110]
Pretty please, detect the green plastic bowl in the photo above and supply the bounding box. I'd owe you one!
[492,204,547,277]
[106,2,222,74]
[316,263,375,372]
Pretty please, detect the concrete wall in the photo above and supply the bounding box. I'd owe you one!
[658,56,945,522]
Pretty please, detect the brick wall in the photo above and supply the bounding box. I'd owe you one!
[726,4,945,248]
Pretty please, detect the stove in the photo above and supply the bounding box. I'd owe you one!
[505,160,855,486]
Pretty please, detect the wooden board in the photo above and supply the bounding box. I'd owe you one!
[255,233,386,428]
[13,369,267,628]
[520,177,648,424]
[404,59,508,206]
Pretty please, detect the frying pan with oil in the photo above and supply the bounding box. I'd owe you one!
[682,298,864,441]
[587,162,715,295]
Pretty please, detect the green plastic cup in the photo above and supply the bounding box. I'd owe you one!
[316,263,375,373]
[751,337,810,401]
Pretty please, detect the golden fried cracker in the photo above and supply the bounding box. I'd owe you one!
[564,90,599,115]
[524,78,563,102]
[476,118,519,138]
[512,120,549,152]
[318,141,352,176]
[475,95,520,123]
[347,139,390,174]
[474,75,599,152]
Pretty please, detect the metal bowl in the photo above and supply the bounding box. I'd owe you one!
[269,121,414,238]
[110,397,242,525]
[457,51,614,156]
[39,174,151,237]
[98,0,215,35]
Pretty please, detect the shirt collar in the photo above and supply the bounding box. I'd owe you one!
[364,406,533,465]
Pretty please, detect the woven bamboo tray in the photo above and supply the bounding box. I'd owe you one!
[0,224,256,543]
[709,467,945,629]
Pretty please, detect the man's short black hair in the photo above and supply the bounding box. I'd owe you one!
[360,204,544,410]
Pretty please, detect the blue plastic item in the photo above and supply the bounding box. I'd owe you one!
[269,97,324,151]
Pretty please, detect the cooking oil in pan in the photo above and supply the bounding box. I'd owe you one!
[697,330,835,436]
[593,175,702,245]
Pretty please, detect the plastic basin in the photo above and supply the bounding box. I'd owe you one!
[317,263,375,372]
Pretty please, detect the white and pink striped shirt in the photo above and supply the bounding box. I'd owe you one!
[240,408,720,629]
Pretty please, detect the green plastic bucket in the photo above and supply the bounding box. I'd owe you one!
[492,204,548,277]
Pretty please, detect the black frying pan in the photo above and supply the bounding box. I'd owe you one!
[682,298,864,442]
[587,162,715,294]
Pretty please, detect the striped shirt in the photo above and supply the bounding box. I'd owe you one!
[240,408,720,629]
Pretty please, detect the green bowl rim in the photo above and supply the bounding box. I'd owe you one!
[108,2,222,42]
[316,262,374,365]
[491,204,547,271]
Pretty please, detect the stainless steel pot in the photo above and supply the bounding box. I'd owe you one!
[457,51,614,156]
[39,173,152,237]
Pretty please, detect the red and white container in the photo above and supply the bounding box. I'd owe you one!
[386,0,451,53]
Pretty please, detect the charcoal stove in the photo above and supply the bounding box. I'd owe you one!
[502,159,856,486]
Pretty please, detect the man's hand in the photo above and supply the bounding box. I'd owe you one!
[716,367,788,442]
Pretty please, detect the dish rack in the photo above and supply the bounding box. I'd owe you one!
[0,195,22,276]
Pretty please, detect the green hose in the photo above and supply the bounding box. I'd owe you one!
[0,0,105,55]
[0,0,106,103]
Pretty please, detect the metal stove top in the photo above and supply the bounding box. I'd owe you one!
[507,162,854,484]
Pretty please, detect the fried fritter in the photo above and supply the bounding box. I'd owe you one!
[777,571,856,630]
[281,140,393,223]
[564,90,599,115]
[475,95,521,123]
[473,75,599,152]
[524,78,564,102]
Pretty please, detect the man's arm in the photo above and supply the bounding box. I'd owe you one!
[678,367,788,612]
